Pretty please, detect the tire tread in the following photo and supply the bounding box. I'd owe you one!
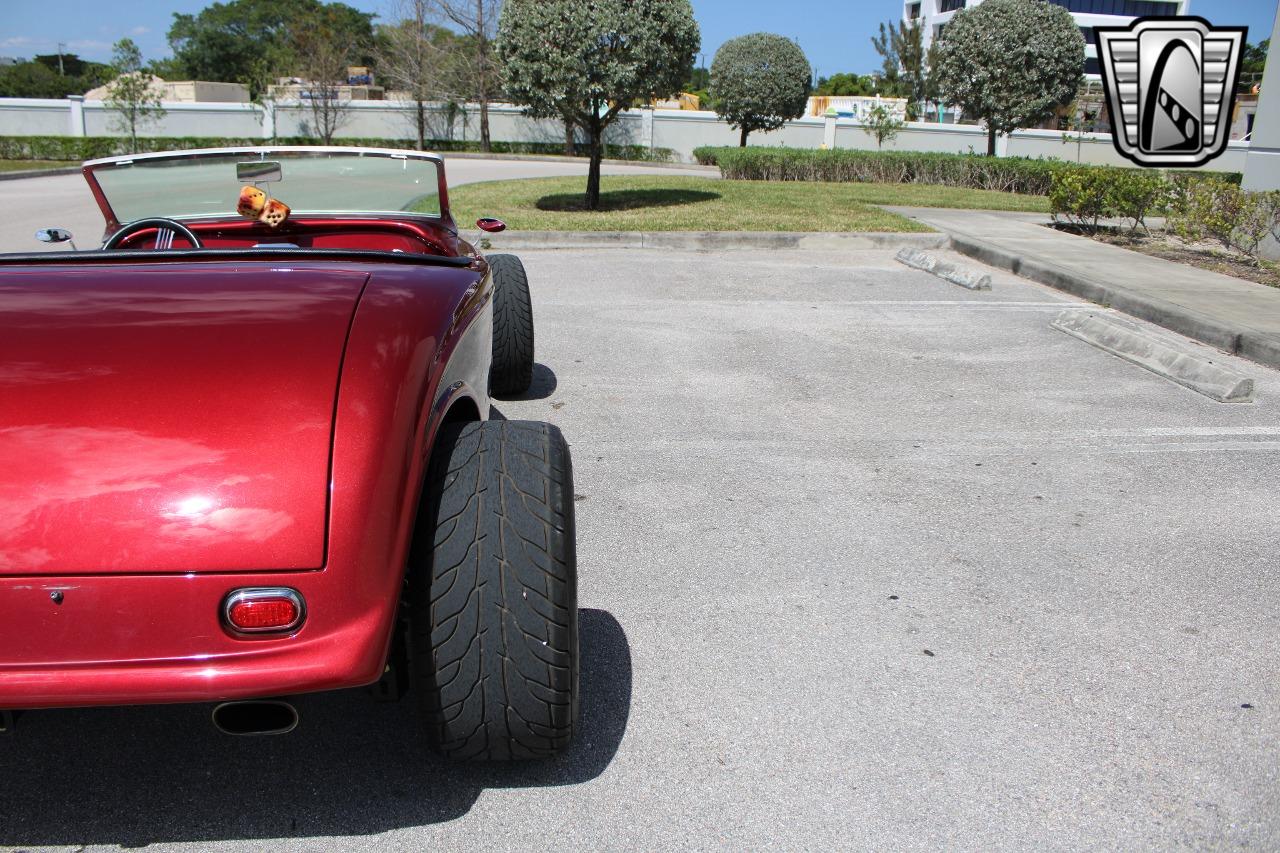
[410,420,577,760]
[488,254,535,396]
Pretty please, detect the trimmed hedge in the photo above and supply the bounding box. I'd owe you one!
[1049,165,1278,262]
[692,146,1242,196]
[0,135,675,163]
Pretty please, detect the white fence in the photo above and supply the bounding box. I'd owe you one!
[0,96,1251,173]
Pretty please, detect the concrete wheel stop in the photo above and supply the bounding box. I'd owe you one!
[895,248,992,291]
[1051,310,1256,403]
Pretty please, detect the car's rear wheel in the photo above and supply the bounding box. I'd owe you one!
[488,254,535,397]
[408,420,578,760]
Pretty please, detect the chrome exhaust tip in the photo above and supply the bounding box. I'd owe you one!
[211,700,298,736]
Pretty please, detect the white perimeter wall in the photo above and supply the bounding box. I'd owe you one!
[0,96,1250,173]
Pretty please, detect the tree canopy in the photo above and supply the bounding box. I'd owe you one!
[498,0,700,209]
[1242,38,1269,78]
[933,0,1083,154]
[166,0,375,99]
[0,55,111,98]
[871,20,936,117]
[709,32,811,146]
[814,72,875,97]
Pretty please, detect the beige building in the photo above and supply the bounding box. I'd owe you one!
[84,75,250,103]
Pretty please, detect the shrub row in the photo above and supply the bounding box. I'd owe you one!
[696,147,1072,194]
[1166,177,1280,261]
[1050,165,1280,263]
[0,135,675,163]
[692,145,1242,197]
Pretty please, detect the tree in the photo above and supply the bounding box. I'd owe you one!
[1242,38,1269,91]
[498,0,700,210]
[815,72,874,97]
[933,0,1083,156]
[378,1,459,149]
[429,0,501,152]
[292,7,359,143]
[864,102,904,148]
[871,20,936,118]
[684,66,710,107]
[1242,38,1269,75]
[709,33,811,147]
[0,55,110,98]
[105,39,166,153]
[167,0,374,100]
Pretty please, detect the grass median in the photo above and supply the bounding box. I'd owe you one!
[442,175,1048,232]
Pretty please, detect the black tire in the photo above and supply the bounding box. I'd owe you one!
[409,420,578,760]
[488,253,535,397]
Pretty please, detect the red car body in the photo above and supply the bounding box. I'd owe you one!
[0,148,495,710]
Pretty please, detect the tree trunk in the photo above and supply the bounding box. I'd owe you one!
[586,122,603,210]
[416,100,426,150]
[476,0,491,152]
[987,125,997,156]
[739,126,748,147]
[564,120,575,157]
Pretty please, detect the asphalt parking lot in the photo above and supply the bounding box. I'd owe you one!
[3,246,1279,850]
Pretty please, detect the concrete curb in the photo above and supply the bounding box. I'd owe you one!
[485,230,948,251]
[0,166,80,181]
[895,248,992,290]
[947,232,1280,372]
[441,152,715,171]
[1050,310,1255,402]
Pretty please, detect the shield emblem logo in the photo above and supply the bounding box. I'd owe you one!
[1095,17,1247,168]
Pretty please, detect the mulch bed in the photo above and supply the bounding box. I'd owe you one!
[1047,223,1280,289]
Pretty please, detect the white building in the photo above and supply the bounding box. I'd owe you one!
[906,0,1190,78]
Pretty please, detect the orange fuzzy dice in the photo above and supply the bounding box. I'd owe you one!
[259,198,290,228]
[237,186,266,218]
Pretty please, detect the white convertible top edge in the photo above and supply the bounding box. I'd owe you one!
[82,145,446,168]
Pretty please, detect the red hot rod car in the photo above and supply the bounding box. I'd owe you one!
[0,147,578,760]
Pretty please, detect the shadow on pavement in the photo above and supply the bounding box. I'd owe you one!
[0,608,630,846]
[492,362,558,402]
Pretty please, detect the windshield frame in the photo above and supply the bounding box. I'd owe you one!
[81,146,452,231]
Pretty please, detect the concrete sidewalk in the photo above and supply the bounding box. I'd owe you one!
[887,207,1280,371]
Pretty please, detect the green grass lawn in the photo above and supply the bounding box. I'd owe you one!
[442,175,1049,232]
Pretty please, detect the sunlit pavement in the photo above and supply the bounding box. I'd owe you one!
[3,247,1278,850]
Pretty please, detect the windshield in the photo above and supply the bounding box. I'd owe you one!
[85,148,445,225]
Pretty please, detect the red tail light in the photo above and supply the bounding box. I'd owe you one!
[223,588,305,634]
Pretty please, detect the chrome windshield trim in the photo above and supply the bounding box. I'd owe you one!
[83,145,445,169]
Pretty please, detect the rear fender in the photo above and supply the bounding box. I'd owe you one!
[325,262,492,672]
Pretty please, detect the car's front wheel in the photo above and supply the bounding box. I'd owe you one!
[487,253,535,397]
[409,420,578,760]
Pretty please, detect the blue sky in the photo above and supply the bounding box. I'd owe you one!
[2,0,1276,76]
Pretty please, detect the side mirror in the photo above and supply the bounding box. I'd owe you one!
[35,227,77,250]
[476,218,507,233]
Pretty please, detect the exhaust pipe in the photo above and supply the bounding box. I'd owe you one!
[212,700,298,736]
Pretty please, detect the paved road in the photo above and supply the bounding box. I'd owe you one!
[0,158,717,254]
[2,247,1278,850]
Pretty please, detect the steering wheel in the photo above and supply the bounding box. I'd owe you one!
[102,217,203,251]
